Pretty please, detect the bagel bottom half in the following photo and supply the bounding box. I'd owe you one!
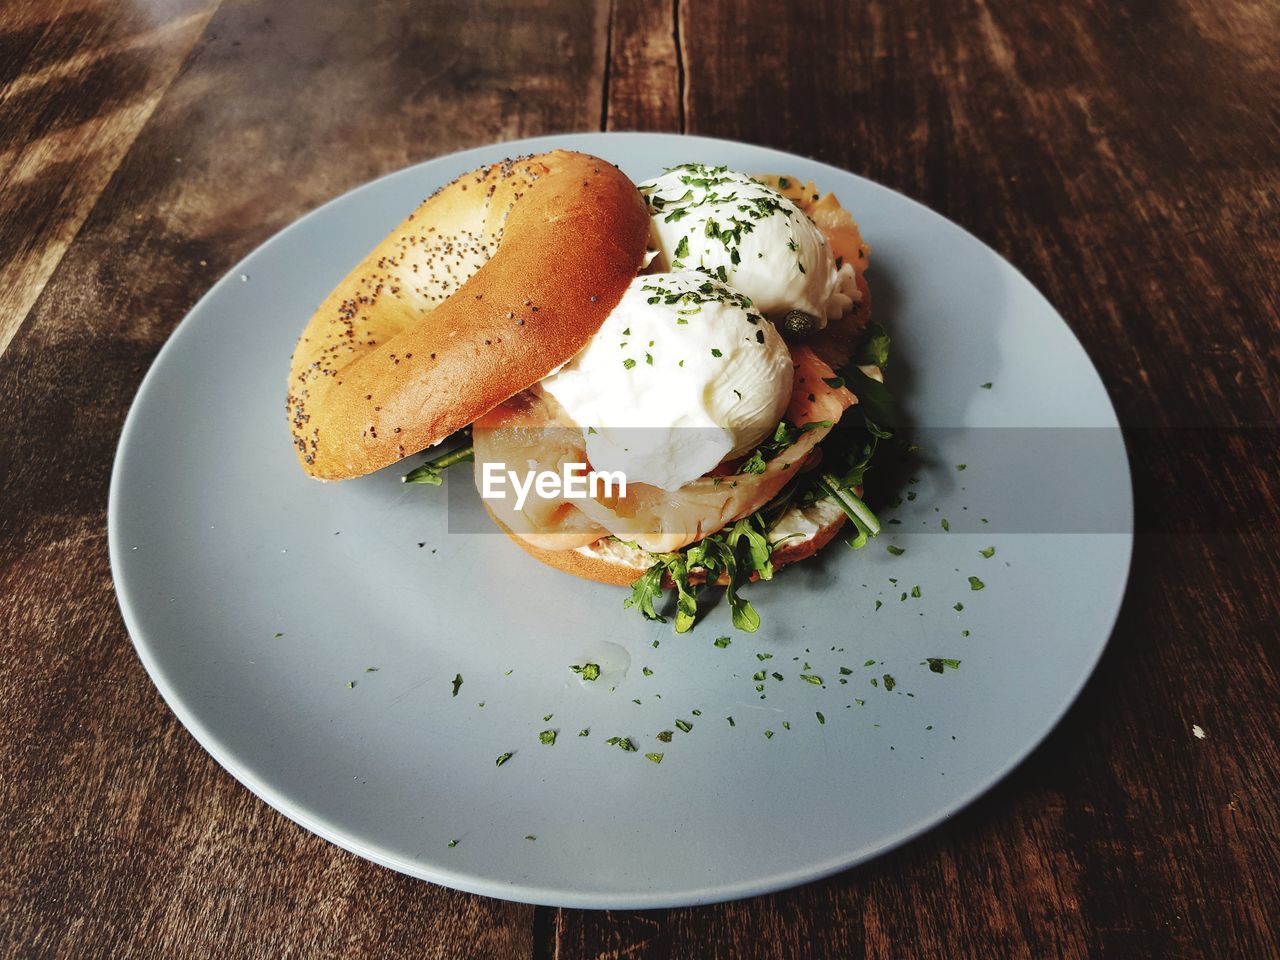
[483,498,848,587]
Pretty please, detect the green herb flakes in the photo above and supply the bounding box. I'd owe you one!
[764,730,775,739]
[886,545,905,556]
[980,546,996,559]
[495,752,513,767]
[816,711,826,725]
[570,663,601,681]
[675,719,693,733]
[800,674,823,686]
[451,673,463,697]
[968,576,986,591]
[447,839,458,848]
[714,636,732,648]
[645,752,664,764]
[925,658,962,673]
[883,674,897,691]
[539,730,557,746]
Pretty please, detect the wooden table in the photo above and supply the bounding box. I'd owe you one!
[3,1,1276,956]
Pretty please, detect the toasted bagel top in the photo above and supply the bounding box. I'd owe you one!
[287,150,650,480]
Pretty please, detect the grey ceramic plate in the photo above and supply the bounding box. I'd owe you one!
[109,133,1132,908]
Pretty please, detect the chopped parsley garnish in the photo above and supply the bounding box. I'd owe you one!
[886,545,905,556]
[800,674,822,686]
[656,730,673,742]
[764,730,775,739]
[711,348,722,358]
[622,358,636,370]
[675,719,693,733]
[980,382,993,389]
[864,659,877,667]
[883,674,897,691]
[539,730,556,745]
[816,711,826,724]
[941,518,950,532]
[968,576,986,591]
[451,674,463,697]
[447,839,458,848]
[911,585,921,598]
[495,752,513,767]
[756,652,773,661]
[714,636,732,648]
[578,729,589,737]
[642,666,653,676]
[925,658,962,673]
[570,663,601,681]
[645,753,664,764]
[954,602,964,611]
[980,546,996,558]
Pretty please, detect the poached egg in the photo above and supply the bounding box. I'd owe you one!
[539,272,793,491]
[638,164,855,328]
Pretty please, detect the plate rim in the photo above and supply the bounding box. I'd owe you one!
[108,130,1134,908]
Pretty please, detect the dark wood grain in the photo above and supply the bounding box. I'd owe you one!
[2,0,1277,957]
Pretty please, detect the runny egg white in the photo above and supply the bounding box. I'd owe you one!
[538,272,793,491]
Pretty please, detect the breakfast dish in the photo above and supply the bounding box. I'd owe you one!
[288,152,902,632]
[110,133,1132,907]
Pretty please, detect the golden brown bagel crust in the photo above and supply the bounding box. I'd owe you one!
[287,151,650,480]
[484,502,848,587]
